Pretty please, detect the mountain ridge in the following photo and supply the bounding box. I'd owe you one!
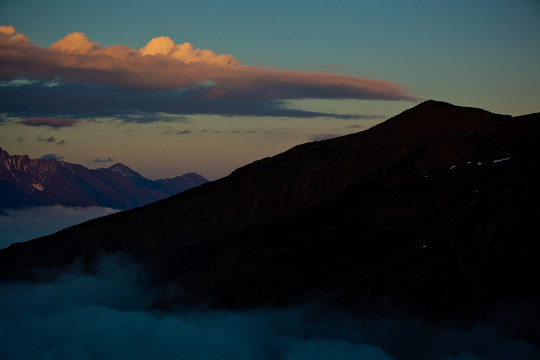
[0,149,208,209]
[1,100,539,317]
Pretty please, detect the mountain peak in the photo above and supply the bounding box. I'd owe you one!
[403,99,495,116]
[108,162,131,170]
[2,102,539,316]
[415,99,457,109]
[371,99,511,142]
[106,163,142,178]
[0,147,10,160]
[1,152,208,209]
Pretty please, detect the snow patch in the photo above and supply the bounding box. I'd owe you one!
[493,157,511,164]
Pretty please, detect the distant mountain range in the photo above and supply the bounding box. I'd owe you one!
[1,100,539,319]
[0,148,208,209]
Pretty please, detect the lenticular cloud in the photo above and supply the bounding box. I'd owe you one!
[0,26,413,101]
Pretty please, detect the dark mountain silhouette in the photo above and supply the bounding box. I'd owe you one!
[1,100,539,317]
[0,150,208,209]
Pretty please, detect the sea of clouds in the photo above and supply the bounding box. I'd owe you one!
[0,207,538,360]
[0,254,538,360]
[0,205,118,249]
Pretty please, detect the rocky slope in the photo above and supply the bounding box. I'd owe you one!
[0,150,207,209]
[1,100,539,317]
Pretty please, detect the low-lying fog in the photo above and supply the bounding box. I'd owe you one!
[0,208,538,359]
[0,205,118,249]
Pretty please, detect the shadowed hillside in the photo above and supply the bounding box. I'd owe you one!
[1,100,539,317]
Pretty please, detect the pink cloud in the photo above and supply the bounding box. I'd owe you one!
[0,26,414,101]
[22,117,79,128]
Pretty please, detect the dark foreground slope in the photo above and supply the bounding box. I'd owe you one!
[1,100,539,316]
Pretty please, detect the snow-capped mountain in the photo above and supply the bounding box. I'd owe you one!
[0,148,208,209]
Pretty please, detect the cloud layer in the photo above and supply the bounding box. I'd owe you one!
[0,205,118,249]
[0,207,538,360]
[0,253,538,360]
[0,26,414,119]
[0,81,369,120]
[0,26,411,100]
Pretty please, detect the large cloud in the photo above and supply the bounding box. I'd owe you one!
[0,26,413,102]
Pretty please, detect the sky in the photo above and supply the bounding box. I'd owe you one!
[1,0,539,180]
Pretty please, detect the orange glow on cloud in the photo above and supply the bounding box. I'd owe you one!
[0,26,29,45]
[50,32,100,54]
[0,26,413,101]
[21,117,79,128]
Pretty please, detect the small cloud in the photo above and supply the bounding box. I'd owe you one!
[57,140,67,146]
[0,79,37,87]
[93,157,114,163]
[118,113,189,124]
[43,77,61,88]
[232,129,257,134]
[40,154,64,161]
[22,117,79,129]
[199,129,220,134]
[36,136,56,142]
[162,129,192,135]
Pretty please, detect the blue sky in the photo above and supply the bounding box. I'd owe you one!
[1,0,539,179]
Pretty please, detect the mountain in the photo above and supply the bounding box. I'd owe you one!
[0,150,208,209]
[1,100,539,317]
